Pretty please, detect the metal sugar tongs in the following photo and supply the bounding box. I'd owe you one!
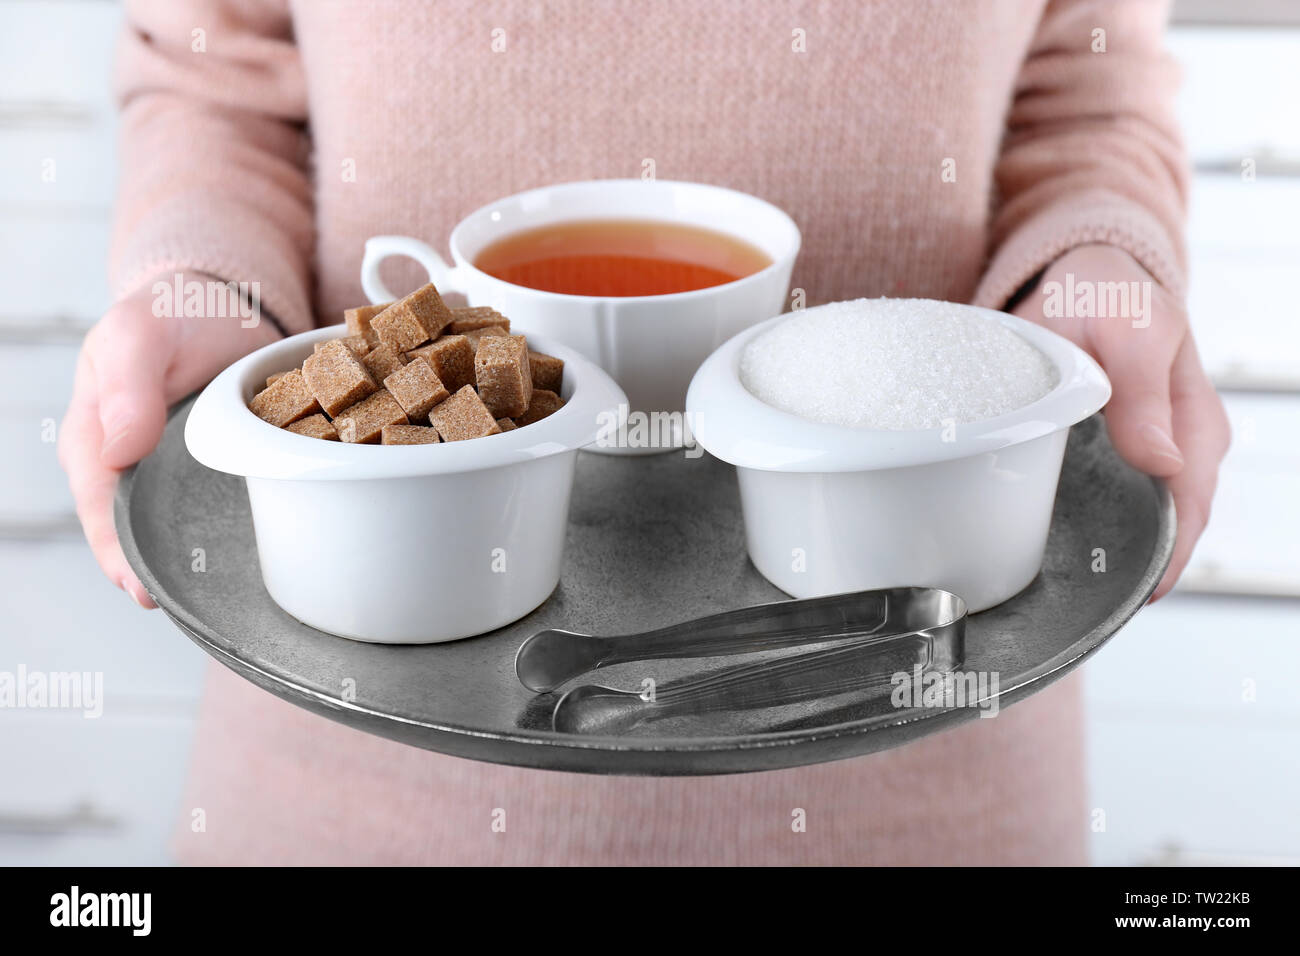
[514,586,967,734]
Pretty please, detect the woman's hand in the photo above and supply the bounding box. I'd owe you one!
[59,276,282,607]
[1012,244,1230,599]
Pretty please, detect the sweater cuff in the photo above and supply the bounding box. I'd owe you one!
[973,188,1186,311]
[110,193,314,335]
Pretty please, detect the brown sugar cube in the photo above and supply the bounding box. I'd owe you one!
[383,356,450,420]
[371,306,427,352]
[302,339,378,416]
[265,371,289,389]
[448,306,510,335]
[284,413,339,441]
[527,350,564,393]
[462,325,510,352]
[371,283,454,352]
[314,334,370,359]
[340,334,370,357]
[429,385,502,442]
[381,424,441,445]
[344,302,391,346]
[406,335,475,392]
[514,388,565,427]
[361,343,407,382]
[334,389,408,444]
[403,345,429,364]
[475,334,532,418]
[496,417,518,432]
[248,369,321,427]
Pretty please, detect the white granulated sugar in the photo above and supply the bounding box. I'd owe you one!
[739,298,1058,430]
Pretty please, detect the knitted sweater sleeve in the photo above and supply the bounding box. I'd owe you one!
[975,0,1190,308]
[109,0,315,333]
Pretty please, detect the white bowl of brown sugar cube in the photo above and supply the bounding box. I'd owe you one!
[185,282,626,643]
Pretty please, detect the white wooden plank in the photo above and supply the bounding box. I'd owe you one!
[0,2,123,107]
[0,342,79,527]
[1083,592,1300,714]
[1182,466,1300,595]
[0,406,73,522]
[0,216,112,322]
[0,125,118,208]
[1187,172,1300,248]
[0,712,194,866]
[1169,26,1300,167]
[1180,393,1300,592]
[1175,0,1300,27]
[0,539,207,702]
[1187,175,1300,389]
[1087,712,1300,864]
[0,341,79,409]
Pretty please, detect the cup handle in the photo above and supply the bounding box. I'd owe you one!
[360,235,464,305]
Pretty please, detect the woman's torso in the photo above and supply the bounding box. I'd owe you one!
[172,0,1088,867]
[293,0,1044,316]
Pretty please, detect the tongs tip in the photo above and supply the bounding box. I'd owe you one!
[514,628,607,693]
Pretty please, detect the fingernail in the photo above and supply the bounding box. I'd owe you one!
[1139,423,1184,466]
[119,576,149,608]
[101,418,133,457]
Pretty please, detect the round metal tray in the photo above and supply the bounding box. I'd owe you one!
[117,400,1173,775]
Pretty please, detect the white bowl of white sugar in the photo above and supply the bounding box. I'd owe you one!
[685,298,1111,611]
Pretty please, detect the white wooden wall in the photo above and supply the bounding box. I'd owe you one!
[0,1,205,865]
[0,1,1296,866]
[1085,23,1300,865]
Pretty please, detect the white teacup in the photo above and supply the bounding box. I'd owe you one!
[360,179,800,452]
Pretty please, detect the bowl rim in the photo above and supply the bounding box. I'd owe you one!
[684,300,1112,473]
[184,326,628,481]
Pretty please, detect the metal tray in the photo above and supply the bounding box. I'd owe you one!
[116,400,1173,775]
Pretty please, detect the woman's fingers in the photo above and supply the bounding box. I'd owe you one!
[1011,245,1186,478]
[1089,292,1187,479]
[59,279,285,609]
[1152,338,1231,601]
[59,352,156,608]
[1008,245,1224,598]
[90,309,172,470]
[60,297,174,609]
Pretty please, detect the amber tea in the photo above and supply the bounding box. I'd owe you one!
[473,219,772,297]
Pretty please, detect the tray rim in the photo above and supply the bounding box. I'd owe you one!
[116,400,1176,775]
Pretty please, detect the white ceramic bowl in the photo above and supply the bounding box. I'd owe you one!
[685,305,1112,612]
[185,327,626,643]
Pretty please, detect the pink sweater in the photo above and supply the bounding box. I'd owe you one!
[111,0,1187,865]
